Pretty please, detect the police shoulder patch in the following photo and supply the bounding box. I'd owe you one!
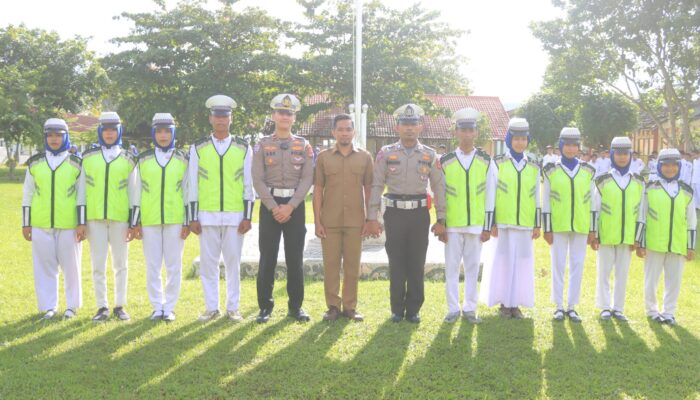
[25,152,46,167]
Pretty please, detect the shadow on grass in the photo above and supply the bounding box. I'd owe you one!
[544,319,700,399]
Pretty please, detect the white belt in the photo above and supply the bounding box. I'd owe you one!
[270,188,295,197]
[383,198,428,210]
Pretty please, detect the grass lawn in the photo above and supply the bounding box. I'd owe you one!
[1,168,699,399]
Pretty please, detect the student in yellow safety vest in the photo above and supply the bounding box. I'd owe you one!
[435,107,496,324]
[542,127,596,323]
[130,113,190,322]
[635,148,696,326]
[78,112,136,322]
[21,118,85,320]
[479,117,541,320]
[589,137,644,322]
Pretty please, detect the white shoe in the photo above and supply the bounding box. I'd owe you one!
[198,309,220,322]
[41,309,57,320]
[227,310,243,322]
[63,309,76,319]
[163,312,176,322]
[463,311,483,324]
[150,310,164,321]
[443,311,460,323]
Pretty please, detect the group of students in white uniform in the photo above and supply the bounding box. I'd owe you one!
[440,111,695,326]
[20,103,697,327]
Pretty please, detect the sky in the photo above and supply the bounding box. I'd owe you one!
[0,0,563,109]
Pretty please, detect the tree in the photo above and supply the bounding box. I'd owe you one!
[576,92,638,149]
[516,92,575,152]
[294,0,470,119]
[104,0,296,144]
[532,0,700,148]
[0,24,107,178]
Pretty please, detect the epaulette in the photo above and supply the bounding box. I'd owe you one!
[595,172,613,187]
[440,152,457,166]
[68,154,82,169]
[137,149,155,164]
[646,180,662,189]
[679,181,694,196]
[527,159,540,169]
[382,143,399,152]
[632,173,645,184]
[475,148,491,163]
[233,135,249,147]
[25,152,46,167]
[172,148,188,163]
[580,162,596,175]
[493,154,507,164]
[543,162,557,176]
[82,147,101,157]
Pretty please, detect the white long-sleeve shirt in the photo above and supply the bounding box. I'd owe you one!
[542,161,596,232]
[131,147,189,226]
[636,179,696,250]
[75,145,139,219]
[495,150,541,231]
[446,147,498,234]
[187,134,255,226]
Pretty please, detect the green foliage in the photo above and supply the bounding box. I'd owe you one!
[294,0,470,119]
[0,24,108,147]
[516,93,574,152]
[532,0,700,148]
[104,0,296,144]
[576,92,638,149]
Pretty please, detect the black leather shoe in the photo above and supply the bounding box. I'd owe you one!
[288,308,311,322]
[406,314,421,324]
[256,309,272,324]
[92,307,109,322]
[391,313,403,323]
[113,307,130,321]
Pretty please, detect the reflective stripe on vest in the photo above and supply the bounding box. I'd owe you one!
[597,175,644,245]
[645,184,692,256]
[196,140,246,212]
[443,153,488,228]
[82,149,134,222]
[29,156,81,229]
[138,152,187,226]
[548,165,593,234]
[495,159,538,227]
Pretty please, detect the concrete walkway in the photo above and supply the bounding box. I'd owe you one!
[191,224,449,280]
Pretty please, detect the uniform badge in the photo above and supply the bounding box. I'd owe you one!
[305,144,314,158]
[294,165,302,170]
[254,143,261,153]
[389,166,396,172]
[266,157,275,165]
[293,156,303,162]
[376,151,384,162]
[388,154,399,160]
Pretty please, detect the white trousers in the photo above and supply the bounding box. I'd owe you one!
[550,232,588,309]
[143,225,184,314]
[596,244,632,312]
[31,228,82,311]
[87,220,129,308]
[199,226,245,312]
[479,228,535,308]
[444,232,482,313]
[644,250,685,319]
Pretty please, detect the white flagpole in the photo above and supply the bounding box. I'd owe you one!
[354,0,364,149]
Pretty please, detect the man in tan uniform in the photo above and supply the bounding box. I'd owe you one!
[313,113,373,321]
[252,94,314,323]
[365,104,446,323]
